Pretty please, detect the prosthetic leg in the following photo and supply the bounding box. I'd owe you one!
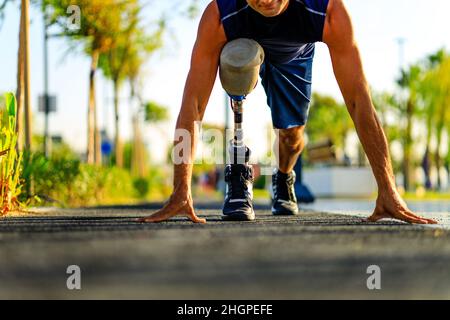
[219,39,264,221]
[228,96,250,165]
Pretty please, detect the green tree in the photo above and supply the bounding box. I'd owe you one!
[418,70,438,188]
[99,0,164,168]
[396,63,423,191]
[13,0,34,154]
[307,93,353,154]
[43,0,125,165]
[143,101,169,123]
[0,0,7,26]
[429,55,450,189]
[416,49,450,190]
[371,90,402,171]
[0,93,23,215]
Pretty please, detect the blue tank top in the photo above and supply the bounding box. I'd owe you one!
[217,0,329,64]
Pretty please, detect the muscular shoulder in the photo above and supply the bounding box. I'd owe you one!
[202,1,221,26]
[197,1,227,46]
[323,0,355,49]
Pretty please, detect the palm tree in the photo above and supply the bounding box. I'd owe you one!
[430,55,450,189]
[99,1,164,168]
[396,64,423,191]
[416,50,450,190]
[43,0,124,164]
[419,72,437,189]
[0,0,7,25]
[371,90,403,170]
[15,1,25,152]
[12,0,33,153]
[307,93,353,156]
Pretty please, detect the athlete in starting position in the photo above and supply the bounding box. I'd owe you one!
[141,0,437,225]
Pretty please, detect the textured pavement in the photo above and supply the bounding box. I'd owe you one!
[0,204,449,299]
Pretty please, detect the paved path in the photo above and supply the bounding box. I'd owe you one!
[0,204,449,299]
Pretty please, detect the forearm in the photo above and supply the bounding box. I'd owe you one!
[171,97,203,195]
[349,91,396,191]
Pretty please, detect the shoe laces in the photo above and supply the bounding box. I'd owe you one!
[273,171,296,202]
[226,166,252,199]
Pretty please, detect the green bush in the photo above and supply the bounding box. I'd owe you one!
[16,128,173,207]
[148,166,173,199]
[0,93,172,209]
[254,174,266,190]
[0,93,24,216]
[24,153,139,207]
[21,150,80,205]
[133,177,149,198]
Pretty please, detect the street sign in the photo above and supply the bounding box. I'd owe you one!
[101,141,113,156]
[51,135,63,144]
[38,95,57,113]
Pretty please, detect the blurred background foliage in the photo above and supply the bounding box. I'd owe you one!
[1,1,450,212]
[0,0,196,209]
[0,93,23,215]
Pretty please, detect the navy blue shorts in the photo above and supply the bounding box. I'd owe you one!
[259,47,315,129]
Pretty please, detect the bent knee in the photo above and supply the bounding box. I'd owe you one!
[278,126,305,151]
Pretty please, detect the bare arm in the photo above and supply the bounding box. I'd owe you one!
[323,0,436,224]
[141,1,227,223]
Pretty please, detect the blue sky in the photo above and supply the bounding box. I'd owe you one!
[0,0,449,162]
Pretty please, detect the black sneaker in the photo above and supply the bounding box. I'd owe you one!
[222,164,255,221]
[272,170,299,216]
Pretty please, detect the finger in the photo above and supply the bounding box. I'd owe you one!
[425,218,438,224]
[187,207,206,224]
[397,212,428,224]
[138,200,186,223]
[401,210,432,224]
[138,216,162,223]
[188,212,207,224]
[139,216,162,223]
[404,210,438,225]
[368,210,427,224]
[139,210,173,223]
[407,215,438,224]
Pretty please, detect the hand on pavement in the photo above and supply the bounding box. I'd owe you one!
[139,192,206,224]
[367,189,438,224]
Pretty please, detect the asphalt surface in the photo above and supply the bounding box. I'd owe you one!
[0,203,449,299]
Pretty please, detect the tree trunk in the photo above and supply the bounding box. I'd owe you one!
[16,4,25,152]
[131,114,138,176]
[403,99,414,191]
[94,123,102,165]
[94,100,102,166]
[22,0,32,151]
[434,126,445,191]
[341,131,347,156]
[447,126,450,191]
[423,120,433,190]
[87,50,99,164]
[357,143,366,167]
[434,146,441,190]
[422,146,432,190]
[446,92,450,191]
[132,114,146,178]
[113,79,123,168]
[434,101,447,190]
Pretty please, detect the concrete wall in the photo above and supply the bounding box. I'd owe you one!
[304,167,377,198]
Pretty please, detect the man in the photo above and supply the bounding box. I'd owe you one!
[141,0,437,224]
